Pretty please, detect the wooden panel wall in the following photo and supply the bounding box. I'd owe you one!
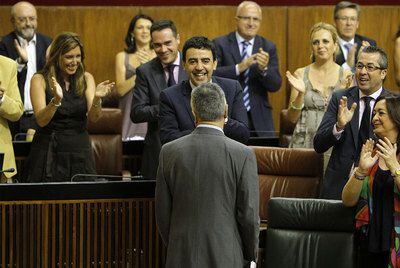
[0,5,399,130]
[0,198,165,267]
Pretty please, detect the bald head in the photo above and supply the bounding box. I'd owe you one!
[236,1,262,17]
[11,1,37,41]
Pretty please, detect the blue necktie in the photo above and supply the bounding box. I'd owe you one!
[241,41,251,111]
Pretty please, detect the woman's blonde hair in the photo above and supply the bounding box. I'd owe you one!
[44,32,86,96]
[309,22,339,61]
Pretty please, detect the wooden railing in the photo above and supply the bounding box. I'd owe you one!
[0,181,165,268]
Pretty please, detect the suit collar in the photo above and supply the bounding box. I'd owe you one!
[192,126,225,136]
[227,32,242,63]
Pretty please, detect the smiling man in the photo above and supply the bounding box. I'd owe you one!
[131,20,188,179]
[334,1,377,70]
[314,46,390,200]
[159,36,249,145]
[0,1,51,137]
[213,1,281,137]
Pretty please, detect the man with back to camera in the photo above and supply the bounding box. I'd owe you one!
[0,1,51,138]
[213,1,282,137]
[0,55,24,183]
[159,36,249,145]
[333,1,377,70]
[156,82,259,267]
[314,46,390,199]
[131,20,188,179]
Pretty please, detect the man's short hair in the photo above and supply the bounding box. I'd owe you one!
[334,1,361,19]
[150,19,177,37]
[182,36,217,62]
[191,83,226,122]
[359,46,388,69]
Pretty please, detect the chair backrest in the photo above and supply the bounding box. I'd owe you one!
[279,109,296,147]
[87,108,123,175]
[251,146,323,222]
[265,197,356,268]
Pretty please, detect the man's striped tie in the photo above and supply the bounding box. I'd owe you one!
[241,41,251,111]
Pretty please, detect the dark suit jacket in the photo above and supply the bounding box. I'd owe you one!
[213,32,282,137]
[335,34,377,66]
[159,76,249,145]
[0,32,52,104]
[313,86,387,199]
[156,127,259,267]
[131,56,187,179]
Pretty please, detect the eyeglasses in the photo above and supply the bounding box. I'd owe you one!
[237,16,261,23]
[355,63,384,72]
[15,16,37,24]
[336,16,358,23]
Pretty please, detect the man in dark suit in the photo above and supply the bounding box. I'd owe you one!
[0,1,51,137]
[156,82,259,267]
[213,1,281,137]
[131,20,187,179]
[334,1,377,70]
[314,46,390,199]
[159,36,249,145]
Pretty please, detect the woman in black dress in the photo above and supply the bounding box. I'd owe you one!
[24,32,114,182]
[342,94,400,267]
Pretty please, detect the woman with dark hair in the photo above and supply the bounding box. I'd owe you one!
[342,93,400,267]
[115,14,155,140]
[394,26,400,87]
[24,32,114,182]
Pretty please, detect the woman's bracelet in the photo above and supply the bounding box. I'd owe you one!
[50,97,61,107]
[92,99,102,108]
[354,168,367,181]
[289,101,304,110]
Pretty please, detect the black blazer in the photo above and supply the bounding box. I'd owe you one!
[159,76,249,145]
[0,31,52,103]
[335,34,377,66]
[313,86,387,199]
[213,32,282,137]
[131,56,187,179]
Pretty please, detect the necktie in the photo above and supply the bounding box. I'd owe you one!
[344,43,352,53]
[167,64,176,87]
[358,96,372,154]
[241,41,251,111]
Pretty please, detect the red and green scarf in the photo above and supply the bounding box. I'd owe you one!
[355,163,400,268]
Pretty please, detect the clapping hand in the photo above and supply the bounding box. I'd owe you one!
[50,77,63,102]
[136,50,154,65]
[376,137,399,172]
[336,96,357,130]
[339,73,354,89]
[95,80,115,98]
[256,48,269,71]
[357,41,371,60]
[346,43,358,68]
[286,71,305,94]
[13,39,28,63]
[358,139,378,172]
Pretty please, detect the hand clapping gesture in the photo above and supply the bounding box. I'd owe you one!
[50,76,63,103]
[95,80,115,98]
[13,39,28,63]
[286,71,305,94]
[358,139,378,172]
[256,48,269,71]
[339,73,354,89]
[375,137,400,173]
[336,96,357,130]
[136,50,154,65]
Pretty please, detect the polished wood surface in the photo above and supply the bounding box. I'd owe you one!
[0,5,399,130]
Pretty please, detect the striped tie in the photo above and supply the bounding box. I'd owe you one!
[241,41,251,111]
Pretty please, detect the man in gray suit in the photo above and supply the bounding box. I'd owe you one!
[131,20,187,179]
[156,82,259,267]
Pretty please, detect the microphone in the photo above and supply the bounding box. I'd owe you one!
[0,168,15,174]
[70,173,144,182]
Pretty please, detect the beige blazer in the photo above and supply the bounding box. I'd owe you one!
[0,55,23,180]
